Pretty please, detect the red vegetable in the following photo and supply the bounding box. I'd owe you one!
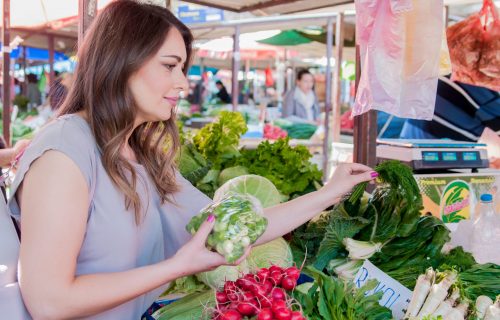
[257,268,270,282]
[271,300,288,314]
[257,308,274,320]
[285,266,301,280]
[291,311,306,320]
[216,292,229,304]
[262,280,273,295]
[274,308,292,320]
[227,293,239,302]
[269,265,283,274]
[237,302,257,316]
[224,281,237,293]
[271,287,286,301]
[270,270,283,285]
[281,276,297,291]
[220,310,242,320]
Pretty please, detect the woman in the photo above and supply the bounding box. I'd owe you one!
[9,1,377,319]
[283,69,320,123]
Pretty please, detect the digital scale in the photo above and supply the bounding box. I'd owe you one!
[377,139,489,171]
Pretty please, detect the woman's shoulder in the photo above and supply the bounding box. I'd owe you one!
[32,114,95,151]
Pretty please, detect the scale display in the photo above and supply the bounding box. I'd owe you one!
[421,151,481,165]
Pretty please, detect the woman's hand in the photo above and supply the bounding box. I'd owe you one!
[173,215,251,275]
[318,163,377,206]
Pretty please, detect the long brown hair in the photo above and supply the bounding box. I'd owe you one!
[59,0,193,224]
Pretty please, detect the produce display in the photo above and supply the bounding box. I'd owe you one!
[157,111,500,320]
[212,265,305,319]
[177,111,322,199]
[273,119,318,140]
[186,193,268,263]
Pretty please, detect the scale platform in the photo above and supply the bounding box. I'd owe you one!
[377,139,489,170]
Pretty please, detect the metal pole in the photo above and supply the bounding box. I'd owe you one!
[2,0,11,146]
[332,12,344,142]
[353,45,377,167]
[231,25,240,111]
[48,34,55,86]
[322,17,334,179]
[78,0,97,48]
[444,5,449,28]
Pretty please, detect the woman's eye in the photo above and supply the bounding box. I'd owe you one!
[163,64,176,71]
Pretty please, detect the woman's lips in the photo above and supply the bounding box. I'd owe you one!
[164,97,178,105]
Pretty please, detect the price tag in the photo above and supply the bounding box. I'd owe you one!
[353,260,413,320]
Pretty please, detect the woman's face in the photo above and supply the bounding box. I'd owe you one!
[128,28,188,125]
[297,73,314,94]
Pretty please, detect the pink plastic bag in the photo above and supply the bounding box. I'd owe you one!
[447,0,500,91]
[353,0,443,120]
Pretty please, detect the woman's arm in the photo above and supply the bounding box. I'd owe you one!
[18,151,229,320]
[256,163,376,245]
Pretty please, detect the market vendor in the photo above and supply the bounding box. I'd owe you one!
[282,69,321,124]
[7,1,377,319]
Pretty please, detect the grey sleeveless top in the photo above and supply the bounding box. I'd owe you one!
[8,114,211,319]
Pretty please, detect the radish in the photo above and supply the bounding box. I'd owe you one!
[432,287,460,317]
[291,311,306,320]
[281,276,297,291]
[272,300,288,314]
[216,292,229,304]
[285,266,301,280]
[475,296,494,319]
[405,268,435,317]
[417,271,457,317]
[274,308,292,320]
[269,265,283,273]
[257,268,270,282]
[237,302,257,316]
[270,270,284,285]
[227,293,239,302]
[224,281,237,293]
[271,288,286,301]
[257,308,274,320]
[443,302,468,320]
[262,280,273,295]
[220,310,242,320]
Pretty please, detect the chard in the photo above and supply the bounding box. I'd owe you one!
[343,238,383,260]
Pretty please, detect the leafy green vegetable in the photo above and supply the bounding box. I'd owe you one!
[162,275,208,296]
[438,246,476,272]
[246,237,294,272]
[294,266,393,320]
[196,261,249,290]
[154,290,214,320]
[459,263,500,301]
[186,193,267,263]
[216,166,248,187]
[177,144,210,185]
[289,212,330,267]
[214,174,284,209]
[237,137,322,197]
[314,214,370,271]
[193,111,247,169]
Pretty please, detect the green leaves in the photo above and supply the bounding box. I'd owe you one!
[314,214,370,270]
[237,137,323,197]
[193,111,247,169]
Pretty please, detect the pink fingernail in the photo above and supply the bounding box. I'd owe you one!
[207,214,215,222]
[370,171,379,178]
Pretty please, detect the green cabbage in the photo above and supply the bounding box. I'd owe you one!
[196,260,249,290]
[247,237,294,272]
[214,174,284,208]
[217,166,249,186]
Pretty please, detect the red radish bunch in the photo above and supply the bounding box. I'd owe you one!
[212,265,305,320]
[264,124,287,140]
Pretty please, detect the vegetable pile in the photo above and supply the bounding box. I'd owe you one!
[293,266,393,320]
[186,193,268,263]
[404,267,500,320]
[212,265,305,320]
[177,111,322,199]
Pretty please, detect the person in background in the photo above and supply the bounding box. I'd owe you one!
[8,1,377,319]
[282,69,320,124]
[48,72,73,111]
[215,80,231,104]
[25,73,41,108]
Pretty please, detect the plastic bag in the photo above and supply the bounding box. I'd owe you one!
[353,0,443,120]
[185,193,267,263]
[447,0,500,91]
